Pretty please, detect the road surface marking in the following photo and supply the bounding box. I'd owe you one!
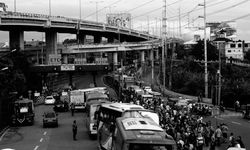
[1,148,15,150]
[34,146,39,150]
[40,138,43,142]
[0,128,10,142]
[232,121,241,125]
[43,132,47,135]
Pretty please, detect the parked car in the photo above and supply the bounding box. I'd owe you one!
[43,111,58,127]
[44,96,56,105]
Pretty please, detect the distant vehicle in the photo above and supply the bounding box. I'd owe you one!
[11,98,34,126]
[148,91,162,99]
[140,94,153,104]
[143,86,152,92]
[53,100,69,112]
[69,87,108,111]
[44,96,56,105]
[96,103,159,150]
[86,91,109,102]
[243,104,250,119]
[43,111,58,128]
[112,117,177,150]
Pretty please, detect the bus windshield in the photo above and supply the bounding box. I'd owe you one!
[129,144,172,150]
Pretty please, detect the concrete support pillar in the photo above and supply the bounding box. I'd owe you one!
[94,34,102,43]
[9,29,24,50]
[155,49,159,60]
[77,33,86,44]
[107,36,114,43]
[45,30,57,64]
[140,50,145,74]
[140,50,145,64]
[113,52,118,71]
[150,49,154,84]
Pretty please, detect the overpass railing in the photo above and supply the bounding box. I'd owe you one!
[0,11,158,39]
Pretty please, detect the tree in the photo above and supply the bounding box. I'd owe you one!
[190,40,218,61]
[245,50,250,62]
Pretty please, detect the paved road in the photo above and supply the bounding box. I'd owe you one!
[0,72,114,150]
[204,112,249,150]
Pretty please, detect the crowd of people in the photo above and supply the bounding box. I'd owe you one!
[120,83,245,150]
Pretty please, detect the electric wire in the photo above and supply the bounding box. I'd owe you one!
[84,0,123,19]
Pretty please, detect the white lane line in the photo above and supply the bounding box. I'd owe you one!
[231,121,241,125]
[40,138,43,142]
[0,128,10,142]
[34,145,39,150]
[43,132,47,135]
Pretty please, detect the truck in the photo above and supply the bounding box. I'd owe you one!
[69,87,108,111]
[11,98,35,126]
[69,90,86,111]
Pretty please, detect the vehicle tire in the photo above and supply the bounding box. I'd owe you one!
[43,124,46,128]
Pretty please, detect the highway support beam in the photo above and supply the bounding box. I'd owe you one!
[9,29,24,51]
[94,34,102,44]
[77,33,86,44]
[150,49,154,85]
[113,52,118,71]
[140,50,145,74]
[45,30,57,64]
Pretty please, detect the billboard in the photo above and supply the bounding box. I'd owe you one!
[106,13,131,28]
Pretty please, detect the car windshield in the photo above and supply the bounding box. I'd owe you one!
[45,112,55,118]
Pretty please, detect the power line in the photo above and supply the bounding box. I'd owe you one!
[126,0,155,12]
[132,0,183,20]
[84,0,123,19]
[207,0,250,16]
[168,0,231,20]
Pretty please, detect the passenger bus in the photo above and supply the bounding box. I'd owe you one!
[86,100,111,137]
[96,103,159,150]
[112,117,177,150]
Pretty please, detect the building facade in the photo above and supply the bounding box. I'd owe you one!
[225,41,244,60]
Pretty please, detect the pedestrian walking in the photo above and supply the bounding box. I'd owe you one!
[72,120,77,140]
[215,126,222,146]
[196,132,205,150]
[71,103,75,116]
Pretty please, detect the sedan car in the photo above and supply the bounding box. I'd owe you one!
[53,100,69,112]
[43,111,58,128]
[44,96,56,105]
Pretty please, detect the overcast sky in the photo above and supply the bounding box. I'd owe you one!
[0,0,250,42]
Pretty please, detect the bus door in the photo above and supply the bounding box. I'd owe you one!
[98,109,117,150]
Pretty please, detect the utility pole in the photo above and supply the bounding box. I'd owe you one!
[199,0,208,98]
[14,0,16,12]
[90,1,104,22]
[178,7,181,38]
[218,42,222,106]
[162,0,167,88]
[49,0,51,16]
[169,42,175,89]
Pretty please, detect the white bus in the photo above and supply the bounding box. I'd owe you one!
[96,103,159,150]
[113,117,177,150]
[85,99,111,138]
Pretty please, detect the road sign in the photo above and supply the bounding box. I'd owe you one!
[49,54,61,65]
[61,64,75,71]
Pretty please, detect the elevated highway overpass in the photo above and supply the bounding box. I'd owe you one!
[0,11,158,50]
